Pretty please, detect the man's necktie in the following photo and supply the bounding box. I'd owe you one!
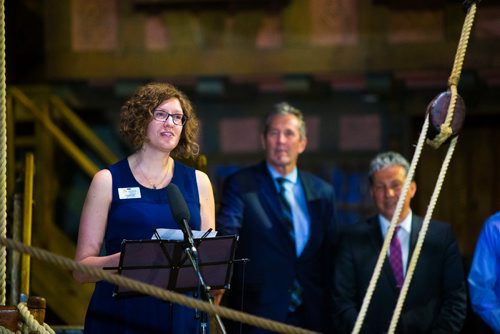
[276,177,303,312]
[276,177,294,238]
[389,226,404,289]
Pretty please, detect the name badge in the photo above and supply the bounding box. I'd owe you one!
[118,187,141,199]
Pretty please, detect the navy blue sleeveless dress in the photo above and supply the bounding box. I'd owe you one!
[83,158,206,334]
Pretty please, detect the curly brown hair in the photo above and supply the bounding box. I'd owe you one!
[119,82,200,159]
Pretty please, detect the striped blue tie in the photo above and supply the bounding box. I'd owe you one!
[276,177,294,237]
[276,177,302,312]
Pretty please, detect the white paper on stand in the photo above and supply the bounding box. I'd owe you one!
[152,228,218,241]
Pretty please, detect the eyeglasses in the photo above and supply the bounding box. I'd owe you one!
[152,109,188,126]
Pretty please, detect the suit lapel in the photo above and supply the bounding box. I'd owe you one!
[409,214,423,261]
[297,171,332,259]
[297,172,315,258]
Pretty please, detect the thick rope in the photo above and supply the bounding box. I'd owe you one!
[427,4,476,149]
[386,4,477,332]
[353,3,477,332]
[0,327,15,334]
[0,301,56,334]
[0,0,54,330]
[352,116,430,334]
[17,302,55,334]
[0,237,318,334]
[388,137,458,333]
[448,4,477,88]
[0,0,7,307]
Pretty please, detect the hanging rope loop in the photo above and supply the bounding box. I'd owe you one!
[426,2,476,149]
[352,3,478,333]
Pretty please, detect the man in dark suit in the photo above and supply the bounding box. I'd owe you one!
[217,102,337,333]
[331,151,467,333]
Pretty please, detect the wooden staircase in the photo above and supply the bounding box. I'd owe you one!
[7,85,118,325]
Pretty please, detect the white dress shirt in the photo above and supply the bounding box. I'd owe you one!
[267,164,311,256]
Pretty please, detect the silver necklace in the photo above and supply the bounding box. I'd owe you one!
[137,158,170,189]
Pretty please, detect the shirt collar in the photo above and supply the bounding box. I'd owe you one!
[266,163,298,184]
[379,210,412,236]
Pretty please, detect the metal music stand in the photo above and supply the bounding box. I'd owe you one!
[112,235,238,297]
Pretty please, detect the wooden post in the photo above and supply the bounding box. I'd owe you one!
[27,296,46,324]
[0,306,19,331]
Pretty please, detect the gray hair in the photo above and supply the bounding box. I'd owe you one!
[263,102,307,139]
[368,151,410,184]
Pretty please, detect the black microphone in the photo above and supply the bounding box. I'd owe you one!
[167,183,194,244]
[167,183,226,333]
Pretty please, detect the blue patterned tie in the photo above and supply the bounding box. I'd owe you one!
[276,177,302,312]
[276,177,294,238]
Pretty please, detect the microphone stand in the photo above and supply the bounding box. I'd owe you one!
[181,227,227,334]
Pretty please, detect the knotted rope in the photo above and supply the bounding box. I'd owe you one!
[427,3,476,149]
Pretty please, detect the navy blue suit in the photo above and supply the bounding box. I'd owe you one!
[331,214,467,334]
[217,162,337,333]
